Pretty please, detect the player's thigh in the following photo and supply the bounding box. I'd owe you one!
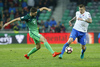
[39,35,47,43]
[78,33,86,45]
[69,29,77,42]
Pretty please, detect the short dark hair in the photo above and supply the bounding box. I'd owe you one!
[79,4,85,8]
[30,7,37,13]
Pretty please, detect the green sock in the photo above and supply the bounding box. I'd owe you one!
[27,47,38,56]
[44,42,54,54]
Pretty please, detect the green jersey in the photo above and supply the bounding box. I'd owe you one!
[20,10,40,32]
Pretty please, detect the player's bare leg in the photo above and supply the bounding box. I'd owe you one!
[24,43,41,59]
[59,38,73,59]
[36,43,41,49]
[80,44,86,59]
[40,35,61,57]
[67,38,73,44]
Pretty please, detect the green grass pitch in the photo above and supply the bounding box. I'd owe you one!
[0,43,100,67]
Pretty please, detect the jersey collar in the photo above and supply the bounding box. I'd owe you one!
[28,13,36,18]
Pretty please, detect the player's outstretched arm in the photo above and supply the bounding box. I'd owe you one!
[39,7,51,12]
[69,16,76,26]
[2,17,21,28]
[69,16,76,22]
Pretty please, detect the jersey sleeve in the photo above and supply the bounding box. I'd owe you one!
[20,15,28,21]
[36,9,40,20]
[87,12,92,19]
[37,9,40,16]
[76,11,79,19]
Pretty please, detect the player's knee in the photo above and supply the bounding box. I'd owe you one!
[82,47,85,50]
[36,44,41,50]
[42,38,47,43]
[36,46,41,50]
[82,45,85,49]
[38,46,41,49]
[68,38,73,44]
[68,41,71,44]
[40,36,47,43]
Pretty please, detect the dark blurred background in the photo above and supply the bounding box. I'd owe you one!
[0,0,100,33]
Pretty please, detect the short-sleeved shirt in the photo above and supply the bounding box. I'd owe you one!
[73,11,92,32]
[20,9,40,32]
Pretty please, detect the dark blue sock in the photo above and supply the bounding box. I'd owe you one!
[61,42,69,55]
[81,47,86,54]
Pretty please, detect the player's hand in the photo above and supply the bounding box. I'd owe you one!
[78,18,83,21]
[48,9,51,12]
[69,21,72,26]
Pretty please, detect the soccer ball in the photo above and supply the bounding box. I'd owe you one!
[65,47,73,54]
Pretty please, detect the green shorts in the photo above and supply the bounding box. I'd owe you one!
[29,31,42,44]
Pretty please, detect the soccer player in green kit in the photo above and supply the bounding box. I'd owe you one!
[2,7,61,59]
